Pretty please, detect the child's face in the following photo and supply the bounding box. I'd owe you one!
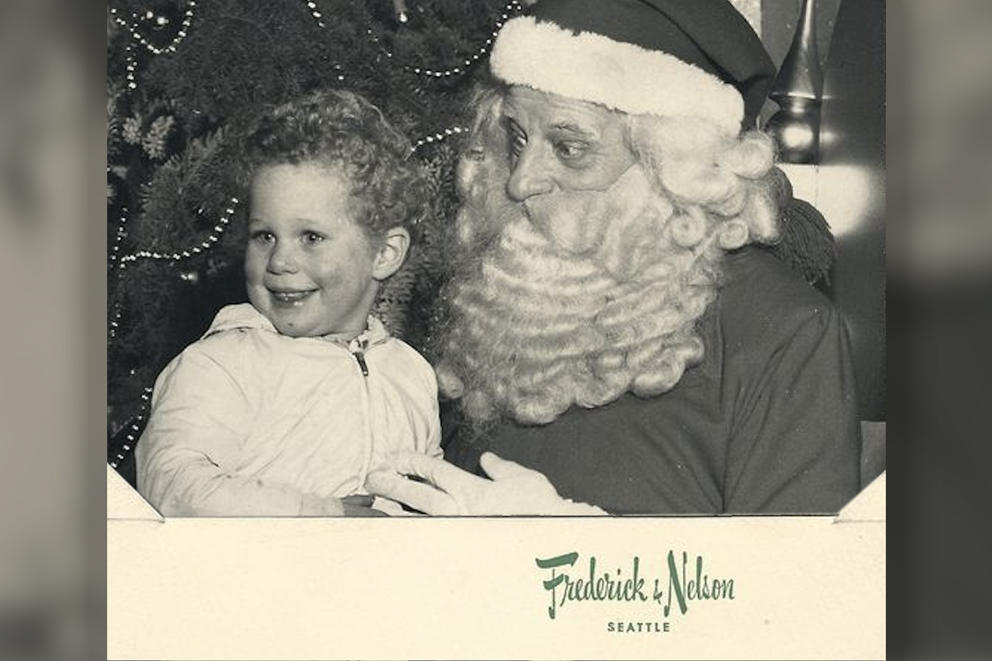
[245,162,380,338]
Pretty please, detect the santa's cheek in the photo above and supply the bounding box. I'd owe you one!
[529,195,607,254]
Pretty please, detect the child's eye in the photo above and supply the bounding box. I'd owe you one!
[250,230,275,243]
[303,232,325,245]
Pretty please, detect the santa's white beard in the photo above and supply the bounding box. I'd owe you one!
[437,163,720,427]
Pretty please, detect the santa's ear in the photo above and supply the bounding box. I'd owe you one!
[371,227,410,281]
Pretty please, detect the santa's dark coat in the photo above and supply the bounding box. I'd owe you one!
[444,248,861,514]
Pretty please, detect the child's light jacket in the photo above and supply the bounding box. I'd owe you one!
[136,303,441,516]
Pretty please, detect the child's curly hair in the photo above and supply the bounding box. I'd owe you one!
[238,89,429,243]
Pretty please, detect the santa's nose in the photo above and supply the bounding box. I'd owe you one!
[506,147,552,201]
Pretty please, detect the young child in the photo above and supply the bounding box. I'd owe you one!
[135,90,440,516]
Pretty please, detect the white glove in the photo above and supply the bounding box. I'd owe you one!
[365,451,606,516]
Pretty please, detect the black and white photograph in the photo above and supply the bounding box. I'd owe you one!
[102,0,887,657]
[107,0,884,519]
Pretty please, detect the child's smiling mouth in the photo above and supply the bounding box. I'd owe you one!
[269,289,317,305]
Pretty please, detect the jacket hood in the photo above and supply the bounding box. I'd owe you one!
[202,303,390,346]
[204,303,275,336]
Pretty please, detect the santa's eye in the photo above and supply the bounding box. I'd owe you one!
[509,131,526,158]
[504,118,527,158]
[554,140,587,161]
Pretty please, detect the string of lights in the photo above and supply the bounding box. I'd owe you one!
[110,1,198,56]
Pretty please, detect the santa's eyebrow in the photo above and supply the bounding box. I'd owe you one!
[501,114,525,135]
[550,122,596,138]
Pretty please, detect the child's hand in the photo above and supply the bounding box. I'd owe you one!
[299,494,387,517]
[366,451,606,516]
[341,495,389,517]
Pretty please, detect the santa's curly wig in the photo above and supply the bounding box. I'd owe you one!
[435,83,781,428]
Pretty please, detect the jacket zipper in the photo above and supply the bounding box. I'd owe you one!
[351,339,374,490]
[341,322,382,490]
[350,335,370,377]
[352,350,369,377]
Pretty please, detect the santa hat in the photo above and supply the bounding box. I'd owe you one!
[490,0,776,135]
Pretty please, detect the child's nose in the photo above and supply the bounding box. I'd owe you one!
[267,243,299,274]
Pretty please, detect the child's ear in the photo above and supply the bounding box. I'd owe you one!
[371,227,410,280]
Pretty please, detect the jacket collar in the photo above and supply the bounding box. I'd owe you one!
[203,303,391,348]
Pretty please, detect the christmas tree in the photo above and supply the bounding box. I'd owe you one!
[107,0,527,484]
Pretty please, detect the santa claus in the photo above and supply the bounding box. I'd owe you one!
[368,0,860,515]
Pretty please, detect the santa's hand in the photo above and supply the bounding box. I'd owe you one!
[365,451,606,516]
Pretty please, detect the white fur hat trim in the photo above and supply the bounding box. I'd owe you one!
[490,16,745,135]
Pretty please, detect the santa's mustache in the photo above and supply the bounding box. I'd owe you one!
[510,167,670,282]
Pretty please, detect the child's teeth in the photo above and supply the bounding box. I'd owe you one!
[274,291,309,301]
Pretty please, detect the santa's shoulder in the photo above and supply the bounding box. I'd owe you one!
[714,248,842,355]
